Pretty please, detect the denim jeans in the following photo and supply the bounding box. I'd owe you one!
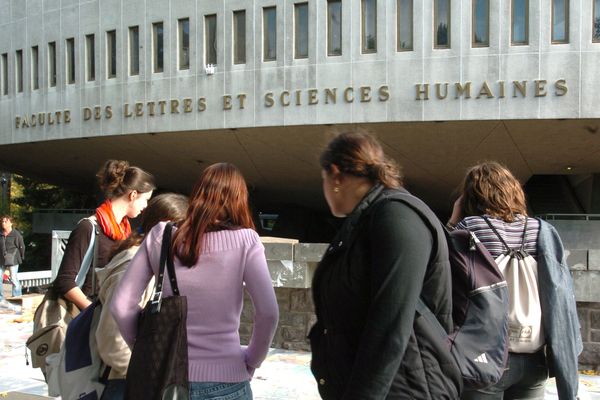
[1,264,22,299]
[189,381,252,400]
[462,350,548,400]
[100,379,126,400]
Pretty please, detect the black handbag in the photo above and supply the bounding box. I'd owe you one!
[125,222,189,400]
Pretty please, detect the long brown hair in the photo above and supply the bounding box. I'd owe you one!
[459,161,528,222]
[320,131,403,189]
[172,163,255,267]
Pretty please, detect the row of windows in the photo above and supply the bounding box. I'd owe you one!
[2,0,600,96]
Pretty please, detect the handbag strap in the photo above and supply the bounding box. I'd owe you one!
[482,215,528,253]
[149,222,181,313]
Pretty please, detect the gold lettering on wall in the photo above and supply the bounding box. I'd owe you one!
[360,86,371,102]
[555,79,568,96]
[513,81,527,98]
[223,95,233,110]
[344,87,354,103]
[237,94,247,109]
[280,91,290,106]
[325,88,337,104]
[308,89,319,105]
[415,84,429,100]
[535,80,547,97]
[477,82,494,99]
[265,92,274,107]
[455,82,472,99]
[435,83,448,100]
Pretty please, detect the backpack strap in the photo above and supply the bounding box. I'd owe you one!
[75,217,99,289]
[416,298,449,338]
[482,215,529,254]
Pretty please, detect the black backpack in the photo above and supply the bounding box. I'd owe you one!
[385,192,510,390]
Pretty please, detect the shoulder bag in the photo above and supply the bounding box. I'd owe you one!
[125,222,189,400]
[26,217,99,378]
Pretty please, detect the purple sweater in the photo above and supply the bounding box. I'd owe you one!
[110,222,279,383]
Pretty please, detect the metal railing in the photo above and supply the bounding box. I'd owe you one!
[15,270,52,289]
[537,214,600,221]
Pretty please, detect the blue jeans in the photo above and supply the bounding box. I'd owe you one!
[1,264,22,299]
[189,381,252,400]
[462,350,548,400]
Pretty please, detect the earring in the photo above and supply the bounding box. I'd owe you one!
[333,187,340,193]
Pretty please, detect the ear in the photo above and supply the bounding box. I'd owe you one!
[128,190,138,201]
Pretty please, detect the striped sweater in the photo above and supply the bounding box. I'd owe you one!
[456,215,540,260]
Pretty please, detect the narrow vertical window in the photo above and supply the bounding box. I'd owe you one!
[129,26,140,76]
[593,0,600,42]
[511,0,529,45]
[107,30,117,78]
[233,10,246,64]
[153,22,164,73]
[472,0,489,47]
[205,14,217,65]
[16,50,23,92]
[397,0,413,51]
[361,0,377,53]
[48,42,57,87]
[85,34,95,81]
[263,7,277,61]
[327,0,342,56]
[1,53,7,95]
[295,3,309,59]
[178,18,190,70]
[31,46,39,90]
[552,0,569,43]
[66,38,75,84]
[434,0,451,48]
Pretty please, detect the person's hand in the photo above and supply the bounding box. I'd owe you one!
[448,195,464,227]
[246,364,256,380]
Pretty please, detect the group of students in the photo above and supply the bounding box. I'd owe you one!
[51,131,581,400]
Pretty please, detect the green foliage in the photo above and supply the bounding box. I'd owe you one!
[10,175,95,271]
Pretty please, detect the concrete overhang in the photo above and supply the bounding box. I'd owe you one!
[1,118,599,213]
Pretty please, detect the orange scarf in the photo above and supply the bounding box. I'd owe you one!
[95,200,132,241]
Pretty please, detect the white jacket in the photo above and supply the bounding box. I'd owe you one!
[95,246,154,380]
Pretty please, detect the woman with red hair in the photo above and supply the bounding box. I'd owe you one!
[112,162,279,400]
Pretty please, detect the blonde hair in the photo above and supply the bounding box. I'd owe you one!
[459,161,528,222]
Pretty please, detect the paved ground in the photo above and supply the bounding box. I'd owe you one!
[1,300,599,399]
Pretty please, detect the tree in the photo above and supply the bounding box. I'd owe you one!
[10,175,96,271]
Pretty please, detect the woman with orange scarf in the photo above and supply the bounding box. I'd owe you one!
[53,160,155,310]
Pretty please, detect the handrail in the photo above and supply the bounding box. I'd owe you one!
[537,214,600,221]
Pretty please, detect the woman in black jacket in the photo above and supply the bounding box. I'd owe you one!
[309,131,461,400]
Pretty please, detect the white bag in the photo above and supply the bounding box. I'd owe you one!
[484,216,545,353]
[45,353,61,397]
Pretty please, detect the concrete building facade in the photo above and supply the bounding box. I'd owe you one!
[1,0,600,366]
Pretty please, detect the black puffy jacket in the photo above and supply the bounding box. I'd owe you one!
[310,185,462,399]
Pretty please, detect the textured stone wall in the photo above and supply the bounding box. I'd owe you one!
[241,290,600,370]
[577,302,600,370]
[240,288,314,352]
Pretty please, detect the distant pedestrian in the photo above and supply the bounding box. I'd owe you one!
[0,215,25,300]
[309,131,461,399]
[447,161,582,400]
[112,162,279,400]
[54,160,156,310]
